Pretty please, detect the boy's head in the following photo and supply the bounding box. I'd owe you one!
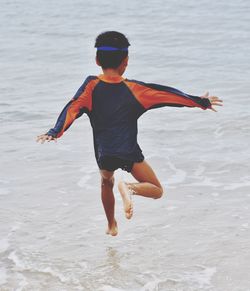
[95,31,130,70]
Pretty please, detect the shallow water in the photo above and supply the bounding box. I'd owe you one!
[1,0,250,290]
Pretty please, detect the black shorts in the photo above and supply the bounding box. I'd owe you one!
[97,156,143,173]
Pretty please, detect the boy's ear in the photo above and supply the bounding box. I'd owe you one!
[124,56,129,66]
[96,56,101,66]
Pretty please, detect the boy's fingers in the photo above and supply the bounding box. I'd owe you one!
[201,91,209,98]
[36,135,45,143]
[211,102,223,106]
[210,107,217,112]
[41,136,47,143]
[210,96,223,102]
[36,134,57,143]
[36,136,44,143]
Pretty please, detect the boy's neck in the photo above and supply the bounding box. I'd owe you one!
[102,68,123,77]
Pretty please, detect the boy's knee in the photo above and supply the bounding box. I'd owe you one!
[154,186,164,199]
[101,176,114,188]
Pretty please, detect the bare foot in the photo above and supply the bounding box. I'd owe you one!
[106,220,118,236]
[118,181,133,219]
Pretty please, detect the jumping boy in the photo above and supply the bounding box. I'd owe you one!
[37,31,223,236]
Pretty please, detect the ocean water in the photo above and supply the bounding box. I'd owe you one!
[1,0,250,290]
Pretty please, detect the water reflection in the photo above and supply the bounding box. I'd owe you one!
[105,247,121,271]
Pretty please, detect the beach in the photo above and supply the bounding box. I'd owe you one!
[0,0,250,290]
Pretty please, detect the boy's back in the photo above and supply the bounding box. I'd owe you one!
[90,75,144,162]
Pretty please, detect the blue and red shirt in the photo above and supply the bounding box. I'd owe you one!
[47,74,211,163]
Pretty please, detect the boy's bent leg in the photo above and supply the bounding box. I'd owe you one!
[100,169,118,236]
[127,160,163,199]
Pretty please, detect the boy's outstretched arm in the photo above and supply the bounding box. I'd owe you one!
[36,76,98,144]
[201,91,223,112]
[124,80,223,112]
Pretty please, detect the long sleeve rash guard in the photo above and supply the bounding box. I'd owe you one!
[47,74,211,163]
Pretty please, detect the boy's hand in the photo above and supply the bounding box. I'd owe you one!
[36,134,57,144]
[202,91,223,112]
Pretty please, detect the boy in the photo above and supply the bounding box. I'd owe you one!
[37,31,223,236]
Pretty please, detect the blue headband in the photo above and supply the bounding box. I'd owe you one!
[97,46,128,51]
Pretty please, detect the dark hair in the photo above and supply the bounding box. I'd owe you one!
[95,31,130,69]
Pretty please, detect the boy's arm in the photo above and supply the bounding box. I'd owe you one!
[124,80,214,111]
[38,76,98,142]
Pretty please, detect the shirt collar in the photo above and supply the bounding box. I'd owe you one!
[98,74,124,83]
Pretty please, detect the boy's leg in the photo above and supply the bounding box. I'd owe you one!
[100,169,118,236]
[118,160,163,219]
[128,160,163,199]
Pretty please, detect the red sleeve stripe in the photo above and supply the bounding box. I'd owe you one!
[124,81,205,110]
[57,79,99,137]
